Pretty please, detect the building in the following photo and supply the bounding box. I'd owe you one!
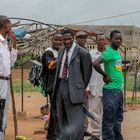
[67,25,140,60]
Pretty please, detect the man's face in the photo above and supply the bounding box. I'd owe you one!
[76,35,87,47]
[52,34,62,50]
[111,33,122,48]
[96,35,106,48]
[62,33,74,48]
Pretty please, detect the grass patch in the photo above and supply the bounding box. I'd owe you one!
[12,80,38,93]
[126,96,140,105]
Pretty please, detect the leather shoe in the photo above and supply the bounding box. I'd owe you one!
[84,130,92,136]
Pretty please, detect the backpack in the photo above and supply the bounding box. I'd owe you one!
[29,60,48,96]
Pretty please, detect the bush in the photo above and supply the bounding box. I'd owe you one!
[126,73,140,91]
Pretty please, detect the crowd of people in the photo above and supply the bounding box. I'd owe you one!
[0,15,124,140]
[42,29,124,140]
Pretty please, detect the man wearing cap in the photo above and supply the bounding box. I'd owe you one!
[0,15,17,140]
[75,31,88,49]
[76,31,92,137]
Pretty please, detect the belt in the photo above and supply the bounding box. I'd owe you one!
[0,76,10,80]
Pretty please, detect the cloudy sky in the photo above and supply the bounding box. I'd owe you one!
[1,0,140,26]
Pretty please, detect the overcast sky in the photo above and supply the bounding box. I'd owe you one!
[1,0,140,27]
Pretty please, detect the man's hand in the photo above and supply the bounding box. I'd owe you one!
[8,31,16,40]
[48,59,57,70]
[85,90,91,98]
[103,75,111,84]
[8,31,16,49]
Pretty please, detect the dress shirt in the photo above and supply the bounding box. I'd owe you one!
[0,34,18,77]
[89,48,104,97]
[59,42,76,79]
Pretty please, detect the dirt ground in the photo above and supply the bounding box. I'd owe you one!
[5,92,47,140]
[3,91,140,140]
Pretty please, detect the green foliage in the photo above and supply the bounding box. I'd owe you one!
[14,55,32,68]
[126,74,140,91]
[14,55,41,68]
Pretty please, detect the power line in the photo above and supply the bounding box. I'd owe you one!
[72,10,140,25]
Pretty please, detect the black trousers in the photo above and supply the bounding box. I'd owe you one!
[47,94,57,140]
[56,80,84,140]
[0,99,6,132]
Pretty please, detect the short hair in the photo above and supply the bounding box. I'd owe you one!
[0,15,10,29]
[62,29,74,37]
[54,32,62,36]
[96,32,105,40]
[53,32,62,38]
[110,30,121,39]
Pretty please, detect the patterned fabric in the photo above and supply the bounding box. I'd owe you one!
[62,49,69,80]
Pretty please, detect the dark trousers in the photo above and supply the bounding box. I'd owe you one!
[56,79,84,140]
[84,97,88,131]
[102,88,124,140]
[0,99,6,132]
[47,94,57,140]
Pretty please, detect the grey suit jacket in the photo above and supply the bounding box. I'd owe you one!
[53,44,92,104]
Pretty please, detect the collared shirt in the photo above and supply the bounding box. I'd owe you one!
[0,34,18,77]
[89,48,104,97]
[59,42,76,79]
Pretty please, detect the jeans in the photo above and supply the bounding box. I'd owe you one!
[102,88,124,140]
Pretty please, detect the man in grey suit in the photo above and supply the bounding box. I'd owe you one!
[52,30,92,140]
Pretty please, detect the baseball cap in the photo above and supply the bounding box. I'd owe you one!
[75,31,88,37]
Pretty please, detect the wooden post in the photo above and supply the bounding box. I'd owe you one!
[123,47,127,109]
[10,73,18,139]
[21,64,24,112]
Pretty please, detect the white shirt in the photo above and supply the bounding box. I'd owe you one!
[0,34,18,77]
[59,42,76,78]
[89,48,104,97]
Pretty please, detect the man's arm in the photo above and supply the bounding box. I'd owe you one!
[42,51,57,70]
[8,31,17,49]
[8,31,18,67]
[80,50,92,88]
[93,56,110,83]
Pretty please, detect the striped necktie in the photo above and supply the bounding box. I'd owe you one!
[62,49,69,80]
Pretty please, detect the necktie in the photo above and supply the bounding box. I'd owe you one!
[62,49,69,80]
